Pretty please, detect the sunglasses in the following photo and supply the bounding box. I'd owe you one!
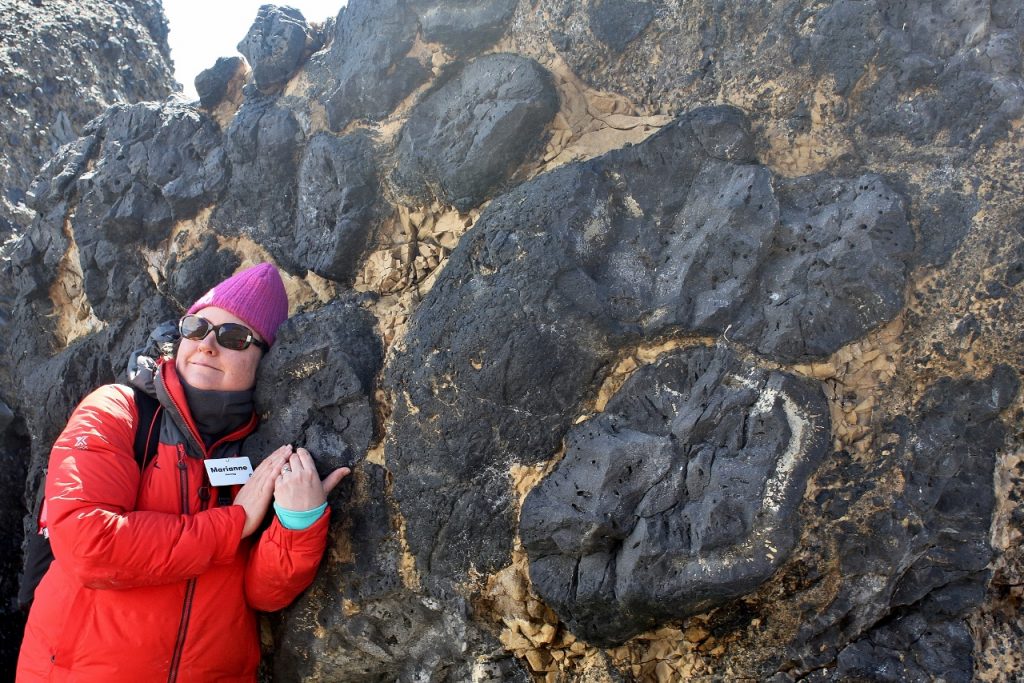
[178,315,269,352]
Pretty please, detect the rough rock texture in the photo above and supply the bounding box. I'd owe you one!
[534,0,1024,269]
[410,0,519,55]
[237,5,322,94]
[314,0,431,132]
[71,103,226,243]
[779,365,1020,682]
[520,346,831,646]
[195,56,246,110]
[587,0,656,54]
[0,0,175,240]
[295,132,390,283]
[268,459,532,682]
[210,98,304,253]
[385,106,912,604]
[393,53,559,211]
[246,298,383,474]
[3,0,1024,680]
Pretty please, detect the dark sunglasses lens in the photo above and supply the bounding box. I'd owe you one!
[214,323,252,350]
[179,315,210,340]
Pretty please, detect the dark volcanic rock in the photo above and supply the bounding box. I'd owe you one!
[162,234,242,310]
[534,0,1021,277]
[4,0,1022,677]
[62,102,227,321]
[410,0,518,55]
[800,0,1024,148]
[833,603,976,682]
[212,102,390,282]
[211,98,304,264]
[237,5,322,94]
[385,105,913,596]
[0,0,175,239]
[317,0,430,131]
[0,410,28,680]
[195,56,245,109]
[6,205,71,309]
[9,100,224,341]
[787,365,1019,680]
[393,54,559,211]
[24,135,98,217]
[914,185,978,267]
[730,173,914,360]
[543,1,1023,152]
[57,102,227,242]
[295,132,390,283]
[520,345,831,645]
[271,461,530,682]
[587,0,656,53]
[75,237,162,324]
[247,299,383,477]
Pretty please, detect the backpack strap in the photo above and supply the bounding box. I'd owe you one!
[131,388,162,469]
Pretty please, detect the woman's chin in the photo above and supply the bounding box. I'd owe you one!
[181,365,224,390]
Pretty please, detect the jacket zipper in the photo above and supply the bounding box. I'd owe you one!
[167,443,203,683]
[157,361,258,682]
[162,375,206,459]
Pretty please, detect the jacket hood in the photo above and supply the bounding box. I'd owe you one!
[127,320,179,400]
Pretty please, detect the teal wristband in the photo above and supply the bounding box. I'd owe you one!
[273,502,327,530]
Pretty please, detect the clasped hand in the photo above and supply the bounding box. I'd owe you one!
[233,445,350,537]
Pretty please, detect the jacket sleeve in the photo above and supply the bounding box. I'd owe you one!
[45,385,247,589]
[243,511,330,612]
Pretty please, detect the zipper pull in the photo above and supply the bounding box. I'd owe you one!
[177,444,187,470]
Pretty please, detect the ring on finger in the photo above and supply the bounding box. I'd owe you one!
[282,465,292,473]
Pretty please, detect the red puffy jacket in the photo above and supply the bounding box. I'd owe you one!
[17,361,329,682]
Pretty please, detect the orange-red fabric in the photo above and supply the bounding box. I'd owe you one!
[17,364,330,682]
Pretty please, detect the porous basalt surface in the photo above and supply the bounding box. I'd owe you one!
[295,131,390,284]
[384,106,912,601]
[3,0,1024,680]
[778,365,1020,681]
[210,98,303,252]
[520,346,831,646]
[246,298,383,475]
[530,0,1024,269]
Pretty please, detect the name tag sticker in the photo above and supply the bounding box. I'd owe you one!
[205,457,253,486]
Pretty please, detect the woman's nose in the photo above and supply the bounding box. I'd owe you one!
[197,332,218,353]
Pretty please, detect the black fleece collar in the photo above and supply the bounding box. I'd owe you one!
[178,377,255,448]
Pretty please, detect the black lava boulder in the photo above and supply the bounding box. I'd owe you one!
[392,54,558,211]
[520,345,831,645]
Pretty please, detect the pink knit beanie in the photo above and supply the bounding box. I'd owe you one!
[187,263,289,346]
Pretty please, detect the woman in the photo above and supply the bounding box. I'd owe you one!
[17,263,347,682]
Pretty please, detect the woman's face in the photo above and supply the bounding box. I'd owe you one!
[175,306,263,392]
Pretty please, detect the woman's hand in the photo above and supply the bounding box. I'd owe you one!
[234,445,290,537]
[273,447,350,512]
